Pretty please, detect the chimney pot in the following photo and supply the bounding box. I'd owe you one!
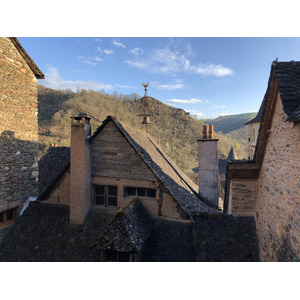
[202,125,207,139]
[209,124,214,139]
[71,115,91,125]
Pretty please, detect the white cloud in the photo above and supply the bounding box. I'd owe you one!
[211,104,227,109]
[124,45,234,77]
[94,38,102,42]
[112,39,125,48]
[114,84,137,89]
[185,109,206,118]
[97,47,114,55]
[194,64,234,77]
[78,55,103,66]
[43,67,112,91]
[157,79,188,90]
[130,47,144,56]
[124,60,147,69]
[167,98,204,104]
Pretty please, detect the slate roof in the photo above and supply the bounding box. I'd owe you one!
[0,199,259,262]
[286,105,300,122]
[91,198,154,255]
[0,202,115,262]
[9,37,45,79]
[272,60,300,118]
[38,147,70,200]
[90,116,220,217]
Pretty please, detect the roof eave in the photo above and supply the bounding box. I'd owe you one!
[9,37,45,79]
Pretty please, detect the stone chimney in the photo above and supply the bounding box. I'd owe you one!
[197,124,219,207]
[69,115,91,224]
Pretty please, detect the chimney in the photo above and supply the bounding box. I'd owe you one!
[197,124,219,207]
[69,115,91,224]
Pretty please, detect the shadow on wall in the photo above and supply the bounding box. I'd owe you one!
[0,130,39,209]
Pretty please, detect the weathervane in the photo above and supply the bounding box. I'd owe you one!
[138,82,153,132]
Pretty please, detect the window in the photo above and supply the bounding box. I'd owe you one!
[124,187,156,198]
[0,208,16,228]
[94,185,118,207]
[105,250,132,262]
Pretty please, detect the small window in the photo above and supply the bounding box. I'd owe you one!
[137,188,146,197]
[146,188,156,197]
[0,208,16,228]
[127,187,136,196]
[6,209,14,220]
[124,187,156,198]
[105,250,131,262]
[94,185,118,207]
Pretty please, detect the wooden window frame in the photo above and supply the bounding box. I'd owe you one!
[100,250,134,262]
[93,185,118,207]
[0,208,17,228]
[123,187,156,198]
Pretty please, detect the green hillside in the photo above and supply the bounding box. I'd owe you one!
[38,85,250,179]
[202,112,257,134]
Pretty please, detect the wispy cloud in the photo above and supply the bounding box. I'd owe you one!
[43,67,112,91]
[97,47,114,55]
[124,60,147,69]
[185,109,206,119]
[157,80,188,90]
[211,104,227,109]
[112,39,125,48]
[129,48,144,56]
[167,98,204,104]
[114,84,137,89]
[94,38,102,42]
[78,55,103,66]
[194,65,234,77]
[125,44,234,77]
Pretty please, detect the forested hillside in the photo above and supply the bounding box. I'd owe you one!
[202,113,257,134]
[38,85,255,179]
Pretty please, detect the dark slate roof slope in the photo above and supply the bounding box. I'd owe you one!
[39,147,70,200]
[0,202,115,262]
[272,60,300,118]
[91,198,154,256]
[91,117,220,217]
[141,215,259,262]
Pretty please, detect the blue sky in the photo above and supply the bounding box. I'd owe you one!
[19,37,300,119]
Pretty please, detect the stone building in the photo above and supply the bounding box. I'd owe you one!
[224,60,300,262]
[245,98,265,159]
[40,115,218,224]
[0,115,259,261]
[0,37,44,229]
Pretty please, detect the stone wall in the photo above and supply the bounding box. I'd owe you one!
[255,94,300,261]
[246,122,260,159]
[0,37,39,213]
[228,179,258,216]
[44,171,70,205]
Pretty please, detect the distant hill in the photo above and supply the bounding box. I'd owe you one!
[202,113,257,134]
[37,85,253,179]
